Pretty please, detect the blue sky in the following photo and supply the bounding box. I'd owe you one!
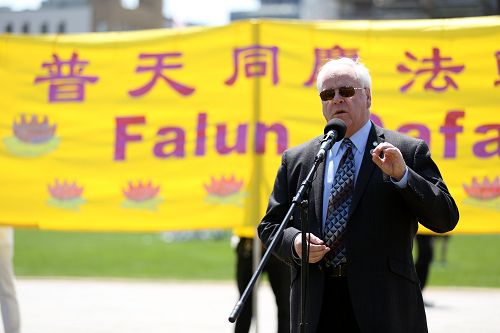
[0,0,260,25]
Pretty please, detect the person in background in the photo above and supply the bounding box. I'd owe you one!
[436,234,451,265]
[258,57,459,332]
[415,233,452,307]
[233,225,290,333]
[415,234,434,290]
[0,226,21,333]
[415,234,434,307]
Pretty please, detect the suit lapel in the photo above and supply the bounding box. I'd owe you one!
[348,124,385,221]
[311,137,325,237]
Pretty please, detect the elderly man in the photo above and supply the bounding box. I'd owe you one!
[258,57,459,333]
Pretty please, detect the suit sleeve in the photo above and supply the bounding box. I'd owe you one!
[398,140,459,233]
[258,151,301,267]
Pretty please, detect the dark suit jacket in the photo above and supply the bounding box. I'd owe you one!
[258,123,459,333]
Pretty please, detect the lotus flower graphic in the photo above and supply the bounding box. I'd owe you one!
[122,180,163,210]
[3,114,60,157]
[204,175,246,206]
[463,176,500,211]
[47,179,85,210]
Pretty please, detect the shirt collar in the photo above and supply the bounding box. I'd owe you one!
[332,120,372,157]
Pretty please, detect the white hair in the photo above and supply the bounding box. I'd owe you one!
[316,57,372,92]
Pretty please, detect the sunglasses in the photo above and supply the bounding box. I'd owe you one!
[319,87,364,101]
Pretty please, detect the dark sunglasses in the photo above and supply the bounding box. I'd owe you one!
[319,87,364,101]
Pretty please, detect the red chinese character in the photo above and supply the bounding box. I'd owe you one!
[128,52,195,97]
[494,51,500,87]
[303,45,359,87]
[34,52,99,103]
[225,45,279,86]
[396,48,465,93]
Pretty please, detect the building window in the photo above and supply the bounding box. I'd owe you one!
[41,22,49,33]
[57,22,66,33]
[5,23,13,33]
[22,22,30,34]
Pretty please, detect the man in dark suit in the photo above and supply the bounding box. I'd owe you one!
[258,57,459,333]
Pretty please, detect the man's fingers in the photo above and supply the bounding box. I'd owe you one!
[371,142,407,180]
[308,243,329,253]
[382,147,400,158]
[299,232,325,245]
[294,233,330,262]
[373,143,403,160]
[372,141,391,153]
[371,153,383,166]
[306,233,325,245]
[308,245,330,263]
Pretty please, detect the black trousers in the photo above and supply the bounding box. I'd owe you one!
[235,237,291,333]
[317,276,361,333]
[415,235,434,290]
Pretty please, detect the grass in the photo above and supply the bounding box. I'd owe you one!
[426,235,500,287]
[14,229,236,280]
[13,230,500,287]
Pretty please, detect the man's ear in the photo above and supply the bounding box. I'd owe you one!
[366,88,372,108]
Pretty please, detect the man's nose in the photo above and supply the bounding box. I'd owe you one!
[331,93,344,104]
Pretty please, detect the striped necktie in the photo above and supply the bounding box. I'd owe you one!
[323,138,355,267]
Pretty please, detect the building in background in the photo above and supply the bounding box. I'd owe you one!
[232,0,499,21]
[1,0,499,34]
[0,0,171,34]
[301,0,499,20]
[231,0,300,21]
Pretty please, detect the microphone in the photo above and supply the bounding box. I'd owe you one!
[315,119,347,162]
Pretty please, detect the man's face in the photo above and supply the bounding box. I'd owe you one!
[319,65,371,138]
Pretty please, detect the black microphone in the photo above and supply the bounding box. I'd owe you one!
[315,119,347,162]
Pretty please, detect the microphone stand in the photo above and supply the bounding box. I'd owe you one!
[299,198,310,333]
[229,147,327,333]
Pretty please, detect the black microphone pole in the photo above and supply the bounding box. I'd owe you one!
[298,118,346,332]
[228,119,346,332]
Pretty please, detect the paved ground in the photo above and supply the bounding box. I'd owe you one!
[9,278,500,333]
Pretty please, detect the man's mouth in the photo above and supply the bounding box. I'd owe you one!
[334,110,347,116]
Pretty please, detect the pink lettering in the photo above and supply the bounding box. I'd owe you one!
[114,116,146,161]
[255,123,288,154]
[439,110,465,158]
[216,124,248,155]
[398,124,431,146]
[154,127,186,158]
[195,113,207,156]
[473,124,500,158]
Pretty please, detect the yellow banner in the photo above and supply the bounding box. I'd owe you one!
[1,17,499,233]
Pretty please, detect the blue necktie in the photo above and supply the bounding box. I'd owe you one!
[323,138,355,267]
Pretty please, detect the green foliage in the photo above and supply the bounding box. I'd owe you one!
[14,230,500,287]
